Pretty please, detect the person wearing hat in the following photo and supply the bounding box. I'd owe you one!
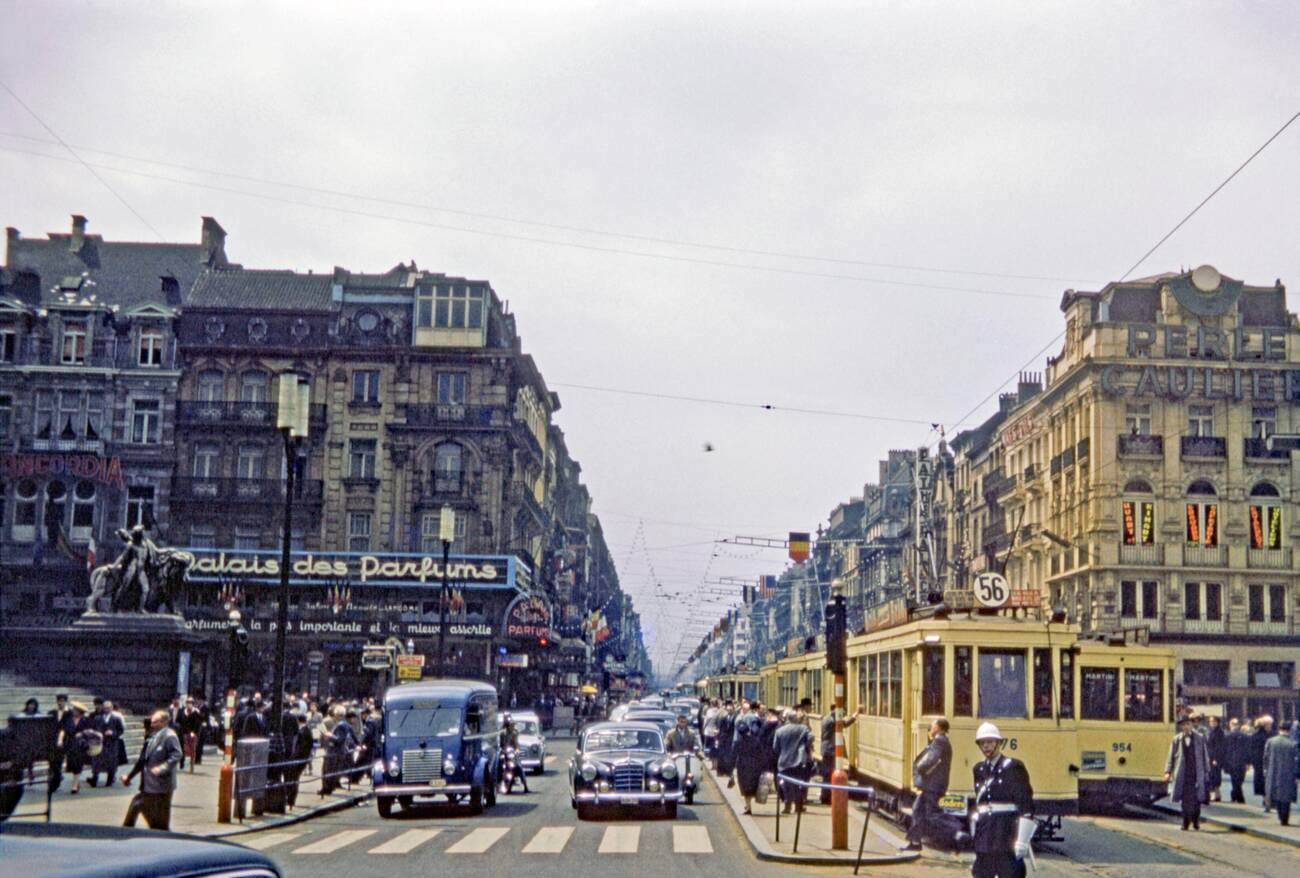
[970,722,1034,878]
[1165,713,1209,830]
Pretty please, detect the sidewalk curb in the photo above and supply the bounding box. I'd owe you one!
[1149,802,1300,849]
[204,790,371,839]
[703,765,921,867]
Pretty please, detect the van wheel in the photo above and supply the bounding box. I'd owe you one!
[485,780,497,808]
[377,796,394,819]
[469,785,484,814]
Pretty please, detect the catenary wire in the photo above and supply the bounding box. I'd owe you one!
[0,129,1101,286]
[0,81,164,241]
[0,144,1060,304]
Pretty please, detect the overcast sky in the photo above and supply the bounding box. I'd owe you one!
[3,1,1298,674]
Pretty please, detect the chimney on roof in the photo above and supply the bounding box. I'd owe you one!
[200,217,227,268]
[1016,372,1042,402]
[69,215,87,253]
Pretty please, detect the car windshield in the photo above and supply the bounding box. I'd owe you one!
[515,720,539,735]
[584,729,662,752]
[386,705,461,736]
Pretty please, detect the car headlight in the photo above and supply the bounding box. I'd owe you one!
[443,756,457,776]
[660,760,677,779]
[581,762,598,782]
[387,756,400,775]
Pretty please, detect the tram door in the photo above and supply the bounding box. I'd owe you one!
[905,647,923,776]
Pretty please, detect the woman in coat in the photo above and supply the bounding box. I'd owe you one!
[1165,715,1210,830]
[732,704,767,814]
[1263,722,1299,826]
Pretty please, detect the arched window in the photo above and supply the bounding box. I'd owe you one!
[434,443,462,492]
[12,478,37,542]
[197,369,225,402]
[1186,481,1218,546]
[71,480,95,541]
[239,370,269,404]
[1249,483,1283,550]
[1121,480,1155,546]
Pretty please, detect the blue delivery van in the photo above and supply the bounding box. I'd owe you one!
[372,679,501,817]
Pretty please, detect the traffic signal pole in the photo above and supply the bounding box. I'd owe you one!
[826,593,848,849]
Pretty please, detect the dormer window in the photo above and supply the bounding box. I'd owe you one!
[139,327,165,367]
[419,284,485,329]
[61,321,87,364]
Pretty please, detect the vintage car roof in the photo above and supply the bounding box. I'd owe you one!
[385,679,496,704]
[585,720,662,733]
[507,709,541,719]
[0,823,280,878]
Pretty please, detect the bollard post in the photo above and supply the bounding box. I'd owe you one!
[831,672,848,849]
[217,763,233,824]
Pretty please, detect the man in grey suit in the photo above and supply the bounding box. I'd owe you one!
[121,710,183,830]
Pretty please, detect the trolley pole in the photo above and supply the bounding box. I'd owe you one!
[826,594,849,849]
[831,673,849,849]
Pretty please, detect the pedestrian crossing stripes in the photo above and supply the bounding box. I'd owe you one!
[520,825,574,853]
[672,824,713,853]
[597,825,640,853]
[252,823,716,857]
[369,829,443,854]
[292,828,378,854]
[445,826,511,854]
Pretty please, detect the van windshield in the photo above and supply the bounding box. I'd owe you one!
[387,706,461,736]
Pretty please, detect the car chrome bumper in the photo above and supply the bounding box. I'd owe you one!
[574,790,683,804]
[373,783,474,796]
[519,757,543,768]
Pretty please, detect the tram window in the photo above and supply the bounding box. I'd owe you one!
[890,650,903,718]
[857,656,869,710]
[954,646,973,716]
[922,647,944,715]
[1059,650,1074,719]
[1032,648,1053,718]
[978,649,1027,718]
[867,654,878,715]
[1124,668,1164,722]
[1080,667,1120,720]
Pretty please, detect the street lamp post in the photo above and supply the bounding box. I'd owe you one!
[267,374,309,812]
[437,505,455,678]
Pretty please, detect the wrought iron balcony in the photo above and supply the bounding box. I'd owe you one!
[176,400,327,428]
[1118,543,1164,565]
[1244,437,1290,461]
[1183,544,1227,567]
[400,404,509,428]
[171,476,324,504]
[1247,547,1292,569]
[1118,433,1164,457]
[1180,435,1226,458]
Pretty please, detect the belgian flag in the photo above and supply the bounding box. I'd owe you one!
[788,532,810,563]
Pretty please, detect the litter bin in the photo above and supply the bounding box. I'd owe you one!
[233,737,268,819]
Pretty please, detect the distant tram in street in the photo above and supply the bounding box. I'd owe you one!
[694,669,760,703]
[756,597,1174,822]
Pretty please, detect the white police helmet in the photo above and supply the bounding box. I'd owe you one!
[975,722,1003,742]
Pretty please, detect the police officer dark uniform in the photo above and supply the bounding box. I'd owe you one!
[970,723,1035,878]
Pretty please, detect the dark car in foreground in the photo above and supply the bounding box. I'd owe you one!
[0,822,281,878]
[568,720,683,819]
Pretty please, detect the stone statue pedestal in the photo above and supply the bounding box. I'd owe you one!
[0,613,208,714]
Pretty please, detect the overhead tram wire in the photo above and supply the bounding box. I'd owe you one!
[0,144,1062,305]
[0,129,1103,287]
[0,81,163,241]
[932,109,1300,444]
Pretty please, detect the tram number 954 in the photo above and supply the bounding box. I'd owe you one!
[1111,742,1133,753]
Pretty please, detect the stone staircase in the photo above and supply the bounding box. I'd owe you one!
[0,670,148,761]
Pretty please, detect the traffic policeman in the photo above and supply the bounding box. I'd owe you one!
[970,723,1035,878]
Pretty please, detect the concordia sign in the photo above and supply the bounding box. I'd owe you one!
[180,547,531,591]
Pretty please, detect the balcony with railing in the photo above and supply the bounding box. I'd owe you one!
[1118,433,1164,457]
[1183,544,1227,567]
[1243,437,1290,462]
[1247,547,1291,569]
[171,476,324,505]
[511,479,547,524]
[176,400,328,429]
[401,403,510,429]
[1118,543,1164,565]
[21,435,104,454]
[1183,616,1227,634]
[1180,435,1226,459]
[1247,619,1290,636]
[512,419,545,461]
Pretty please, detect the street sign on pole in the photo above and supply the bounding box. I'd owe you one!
[361,646,394,670]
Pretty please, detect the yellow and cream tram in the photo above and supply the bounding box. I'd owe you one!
[696,669,761,703]
[757,599,1174,819]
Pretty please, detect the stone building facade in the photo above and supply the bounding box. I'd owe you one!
[995,267,1299,721]
[0,215,228,620]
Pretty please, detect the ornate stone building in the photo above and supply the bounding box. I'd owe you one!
[995,268,1299,721]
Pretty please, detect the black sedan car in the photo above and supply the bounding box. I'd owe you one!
[568,721,683,819]
[0,822,281,878]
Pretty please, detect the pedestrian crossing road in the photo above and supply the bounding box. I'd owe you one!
[245,821,719,857]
